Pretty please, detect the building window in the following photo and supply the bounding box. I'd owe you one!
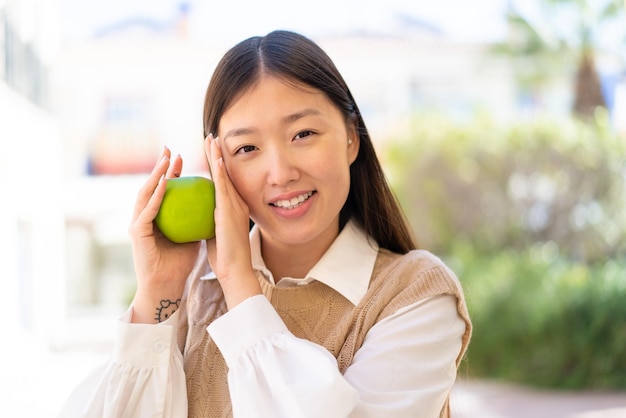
[88,96,160,175]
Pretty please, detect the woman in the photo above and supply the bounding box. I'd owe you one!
[59,30,471,418]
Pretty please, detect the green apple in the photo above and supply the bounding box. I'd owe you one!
[154,176,216,243]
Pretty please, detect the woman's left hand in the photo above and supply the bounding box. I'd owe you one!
[204,134,262,309]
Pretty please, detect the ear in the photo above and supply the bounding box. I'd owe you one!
[347,126,359,165]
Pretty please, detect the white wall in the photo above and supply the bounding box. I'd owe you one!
[0,81,66,348]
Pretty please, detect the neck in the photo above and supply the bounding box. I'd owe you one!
[262,244,319,282]
[260,224,340,282]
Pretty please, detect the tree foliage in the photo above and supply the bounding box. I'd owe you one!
[492,0,625,119]
[385,111,626,263]
[383,111,626,389]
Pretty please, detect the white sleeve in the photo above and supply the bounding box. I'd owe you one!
[209,294,465,418]
[345,294,465,418]
[56,310,188,418]
[208,295,358,418]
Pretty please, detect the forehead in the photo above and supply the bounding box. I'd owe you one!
[219,75,338,126]
[233,75,321,106]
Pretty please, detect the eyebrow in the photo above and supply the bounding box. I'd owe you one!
[223,127,255,141]
[223,108,322,141]
[282,108,321,124]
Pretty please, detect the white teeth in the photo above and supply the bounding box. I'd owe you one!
[273,192,313,209]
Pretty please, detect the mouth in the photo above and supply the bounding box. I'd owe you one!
[270,191,315,210]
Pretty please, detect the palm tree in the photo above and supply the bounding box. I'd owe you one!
[493,0,625,120]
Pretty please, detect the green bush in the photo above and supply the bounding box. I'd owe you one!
[448,243,626,389]
[383,111,626,389]
[384,110,626,263]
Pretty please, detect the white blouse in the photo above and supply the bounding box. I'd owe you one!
[58,222,466,418]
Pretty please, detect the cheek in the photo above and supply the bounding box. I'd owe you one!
[316,153,351,190]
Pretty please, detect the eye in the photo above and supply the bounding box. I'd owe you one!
[235,144,258,154]
[294,130,314,141]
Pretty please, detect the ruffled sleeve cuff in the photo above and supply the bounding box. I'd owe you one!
[113,309,181,367]
[207,295,289,367]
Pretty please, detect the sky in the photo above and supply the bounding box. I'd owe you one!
[59,0,510,44]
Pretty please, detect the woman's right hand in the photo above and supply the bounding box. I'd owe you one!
[128,146,201,323]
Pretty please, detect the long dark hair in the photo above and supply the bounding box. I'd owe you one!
[203,30,416,254]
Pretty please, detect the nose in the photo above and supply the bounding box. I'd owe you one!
[266,145,299,187]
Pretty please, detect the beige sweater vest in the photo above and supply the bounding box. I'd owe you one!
[177,248,472,418]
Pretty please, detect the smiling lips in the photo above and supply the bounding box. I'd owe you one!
[271,191,314,210]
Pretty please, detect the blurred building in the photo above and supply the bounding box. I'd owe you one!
[319,28,516,139]
[49,5,517,319]
[52,2,211,178]
[0,0,65,348]
[14,3,518,348]
[49,4,218,334]
[53,6,518,179]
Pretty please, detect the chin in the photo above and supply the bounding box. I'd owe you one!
[263,217,339,247]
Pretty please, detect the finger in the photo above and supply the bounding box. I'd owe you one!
[209,136,248,218]
[138,174,168,226]
[210,136,230,196]
[132,150,171,220]
[129,174,168,239]
[204,134,216,177]
[166,153,183,178]
[212,136,240,203]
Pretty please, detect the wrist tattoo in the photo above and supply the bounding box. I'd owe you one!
[155,298,181,322]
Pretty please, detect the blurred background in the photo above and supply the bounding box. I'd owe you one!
[1,0,625,416]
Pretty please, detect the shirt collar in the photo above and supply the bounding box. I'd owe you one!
[203,220,379,306]
[311,220,380,305]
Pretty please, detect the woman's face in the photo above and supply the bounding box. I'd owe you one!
[217,75,359,252]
